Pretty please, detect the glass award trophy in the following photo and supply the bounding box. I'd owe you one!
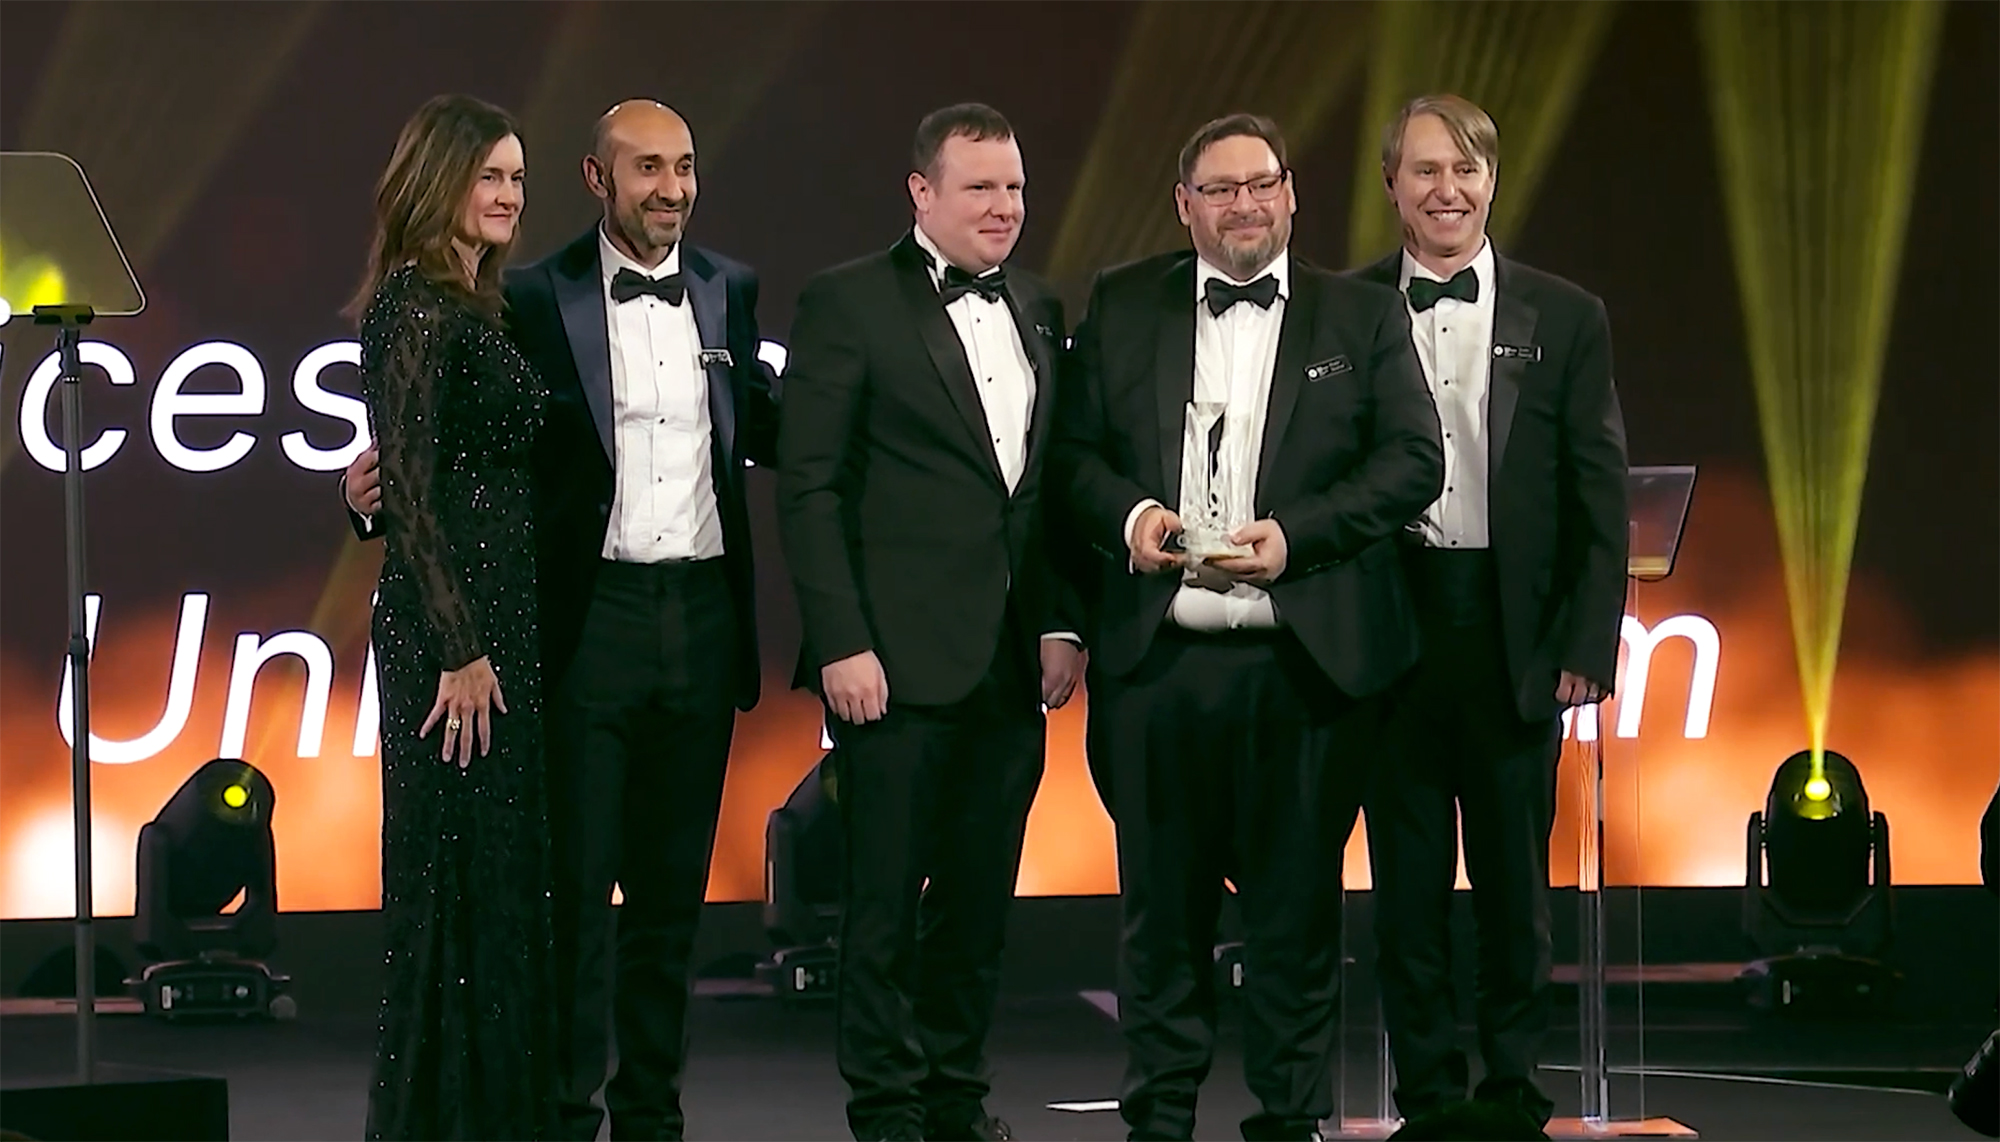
[1179,401,1252,560]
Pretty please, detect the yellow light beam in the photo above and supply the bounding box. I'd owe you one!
[1345,0,1617,266]
[1047,0,1371,289]
[1697,0,1944,775]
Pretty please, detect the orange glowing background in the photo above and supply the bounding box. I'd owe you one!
[0,469,1992,919]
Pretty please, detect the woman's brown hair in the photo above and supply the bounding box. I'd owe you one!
[345,94,521,324]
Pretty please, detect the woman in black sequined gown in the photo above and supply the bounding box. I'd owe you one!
[349,95,557,1141]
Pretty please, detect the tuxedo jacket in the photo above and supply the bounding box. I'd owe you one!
[1049,250,1444,697]
[1352,250,1628,720]
[775,233,1072,708]
[503,228,778,709]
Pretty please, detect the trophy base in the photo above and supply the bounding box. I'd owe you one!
[1184,539,1254,561]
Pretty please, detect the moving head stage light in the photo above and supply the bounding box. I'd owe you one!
[1946,784,1999,1137]
[128,758,291,1020]
[1740,748,1899,1013]
[759,752,843,1001]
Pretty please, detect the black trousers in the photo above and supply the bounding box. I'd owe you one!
[1367,548,1560,1122]
[827,614,1046,1141]
[547,558,738,1141]
[1091,626,1372,1142]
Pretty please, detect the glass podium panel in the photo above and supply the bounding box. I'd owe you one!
[1549,465,1698,1139]
[1329,873,1398,1137]
[1331,467,1700,1139]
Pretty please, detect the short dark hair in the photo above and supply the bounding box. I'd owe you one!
[912,102,1014,180]
[1177,113,1288,185]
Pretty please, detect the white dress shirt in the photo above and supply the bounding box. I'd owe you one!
[1124,251,1291,632]
[912,224,1035,493]
[1400,240,1496,549]
[600,228,725,562]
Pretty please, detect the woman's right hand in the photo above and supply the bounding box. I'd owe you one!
[420,656,506,768]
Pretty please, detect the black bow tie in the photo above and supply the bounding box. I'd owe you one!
[610,267,686,305]
[939,263,1008,306]
[1405,267,1479,312]
[1204,274,1280,317]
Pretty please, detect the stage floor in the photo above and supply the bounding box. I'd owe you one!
[1,985,1986,1140]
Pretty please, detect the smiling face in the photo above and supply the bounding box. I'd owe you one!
[908,132,1025,274]
[456,133,525,251]
[1174,132,1296,282]
[585,100,696,269]
[1387,111,1497,269]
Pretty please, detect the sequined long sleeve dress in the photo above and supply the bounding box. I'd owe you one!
[360,265,558,1141]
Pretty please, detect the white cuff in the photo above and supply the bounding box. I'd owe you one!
[340,474,376,531]
[1123,498,1164,573]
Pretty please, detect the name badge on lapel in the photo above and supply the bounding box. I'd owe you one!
[1492,343,1541,363]
[1305,355,1352,382]
[699,348,734,367]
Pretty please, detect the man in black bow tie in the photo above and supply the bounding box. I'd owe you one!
[776,103,1082,1142]
[349,97,778,1141]
[1051,113,1442,1141]
[1350,94,1628,1130]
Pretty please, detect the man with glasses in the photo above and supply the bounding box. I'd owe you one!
[1051,113,1441,1141]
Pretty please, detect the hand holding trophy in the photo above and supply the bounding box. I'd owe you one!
[1178,401,1253,561]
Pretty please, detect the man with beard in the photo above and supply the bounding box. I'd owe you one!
[1050,113,1442,1141]
[346,99,778,1141]
[1351,93,1628,1131]
[776,103,1083,1142]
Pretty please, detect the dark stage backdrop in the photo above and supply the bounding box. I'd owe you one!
[0,0,1993,918]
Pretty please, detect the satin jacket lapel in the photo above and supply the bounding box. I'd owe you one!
[891,237,1005,487]
[1008,290,1056,497]
[1255,269,1316,512]
[1153,259,1197,506]
[683,246,736,464]
[554,240,615,463]
[1489,257,1537,483]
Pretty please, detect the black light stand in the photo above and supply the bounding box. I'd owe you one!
[34,302,101,1082]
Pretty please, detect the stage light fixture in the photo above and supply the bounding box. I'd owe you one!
[1740,748,1899,1014]
[128,757,291,1020]
[757,752,842,1002]
[1949,785,2000,1136]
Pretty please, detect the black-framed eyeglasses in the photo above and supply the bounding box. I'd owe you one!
[1190,169,1289,206]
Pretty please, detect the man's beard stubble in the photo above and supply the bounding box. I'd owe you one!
[605,169,683,251]
[1212,208,1287,279]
